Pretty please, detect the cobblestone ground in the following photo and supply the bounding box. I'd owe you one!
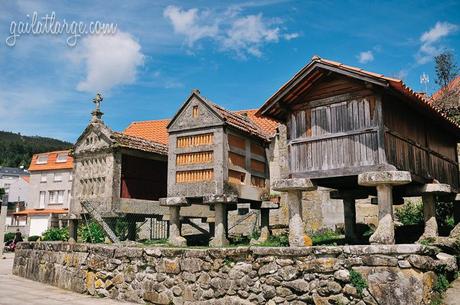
[0,253,137,305]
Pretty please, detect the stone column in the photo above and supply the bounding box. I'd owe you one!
[160,197,188,247]
[419,183,452,240]
[168,206,186,247]
[342,197,357,243]
[68,219,78,242]
[273,178,317,247]
[454,194,460,225]
[358,171,411,245]
[210,203,229,247]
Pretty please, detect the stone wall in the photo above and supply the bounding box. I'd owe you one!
[13,242,457,305]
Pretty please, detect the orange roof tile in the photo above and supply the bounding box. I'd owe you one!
[234,109,279,137]
[123,109,280,144]
[28,150,74,172]
[21,176,30,183]
[432,75,460,101]
[14,208,68,216]
[123,119,170,145]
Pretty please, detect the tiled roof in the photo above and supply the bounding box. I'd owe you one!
[234,109,279,138]
[209,102,271,141]
[123,110,279,145]
[123,119,170,145]
[0,167,29,176]
[28,150,74,172]
[432,75,460,101]
[21,176,30,183]
[112,132,168,155]
[14,208,68,216]
[257,56,460,134]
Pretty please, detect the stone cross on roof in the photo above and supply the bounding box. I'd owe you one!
[91,93,104,122]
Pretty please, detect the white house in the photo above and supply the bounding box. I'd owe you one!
[12,150,73,236]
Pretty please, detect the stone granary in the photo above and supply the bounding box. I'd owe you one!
[161,90,278,246]
[68,95,170,241]
[257,56,460,246]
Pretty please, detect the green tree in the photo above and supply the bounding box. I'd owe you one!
[435,51,459,89]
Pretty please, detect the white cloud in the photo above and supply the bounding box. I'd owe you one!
[163,6,219,47]
[221,14,280,58]
[73,31,144,93]
[357,50,374,64]
[416,21,458,64]
[163,6,297,58]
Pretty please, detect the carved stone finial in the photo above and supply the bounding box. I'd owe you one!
[93,93,103,111]
[192,88,200,95]
[91,93,104,122]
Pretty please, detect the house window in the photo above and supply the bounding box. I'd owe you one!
[39,191,45,208]
[56,153,68,163]
[36,155,48,164]
[49,191,57,204]
[192,105,199,118]
[57,190,64,203]
[40,174,47,183]
[54,172,62,182]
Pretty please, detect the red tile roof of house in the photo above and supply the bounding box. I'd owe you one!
[21,176,30,183]
[123,110,279,144]
[14,208,68,216]
[28,150,74,172]
[432,75,460,101]
[257,56,460,134]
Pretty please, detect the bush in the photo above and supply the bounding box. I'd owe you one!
[4,232,15,243]
[395,200,424,225]
[349,269,368,296]
[27,235,40,242]
[78,221,105,243]
[41,227,69,241]
[433,274,450,293]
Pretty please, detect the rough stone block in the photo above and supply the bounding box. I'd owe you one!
[358,171,411,186]
[272,178,316,192]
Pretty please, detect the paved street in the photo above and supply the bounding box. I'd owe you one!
[0,253,137,305]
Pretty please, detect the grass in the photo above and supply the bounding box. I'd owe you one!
[141,239,169,246]
[349,269,368,297]
[311,229,343,245]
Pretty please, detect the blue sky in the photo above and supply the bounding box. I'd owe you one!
[0,0,459,142]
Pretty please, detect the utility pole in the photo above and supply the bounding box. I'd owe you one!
[0,193,8,257]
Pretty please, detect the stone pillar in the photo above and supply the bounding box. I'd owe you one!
[342,197,357,243]
[273,178,317,247]
[160,197,188,247]
[210,203,229,247]
[127,218,137,241]
[68,219,78,242]
[252,201,279,244]
[454,194,460,225]
[168,206,186,247]
[418,183,452,240]
[358,171,411,245]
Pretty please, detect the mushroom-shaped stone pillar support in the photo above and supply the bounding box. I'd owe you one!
[160,197,188,247]
[419,183,452,240]
[272,178,317,247]
[358,171,411,245]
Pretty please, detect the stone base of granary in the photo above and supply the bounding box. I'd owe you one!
[13,242,457,305]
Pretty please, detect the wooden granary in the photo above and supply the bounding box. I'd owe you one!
[259,56,460,245]
[161,90,272,246]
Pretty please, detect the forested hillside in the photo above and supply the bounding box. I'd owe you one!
[0,131,72,168]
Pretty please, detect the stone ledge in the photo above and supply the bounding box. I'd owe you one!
[272,178,316,192]
[358,171,412,186]
[15,242,437,257]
